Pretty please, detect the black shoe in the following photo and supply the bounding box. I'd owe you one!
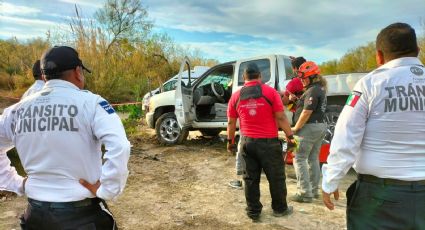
[228,180,243,189]
[249,215,260,223]
[273,206,293,217]
[290,194,313,203]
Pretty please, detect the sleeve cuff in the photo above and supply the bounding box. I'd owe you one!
[321,165,339,194]
[96,186,116,201]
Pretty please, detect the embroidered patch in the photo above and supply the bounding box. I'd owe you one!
[410,66,424,76]
[99,101,115,114]
[346,91,362,107]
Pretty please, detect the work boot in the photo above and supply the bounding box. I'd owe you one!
[290,194,313,203]
[273,206,294,217]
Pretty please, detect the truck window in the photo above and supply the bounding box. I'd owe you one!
[197,65,233,88]
[238,59,270,86]
[163,80,177,92]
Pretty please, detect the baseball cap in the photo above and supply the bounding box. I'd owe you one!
[284,77,304,96]
[41,46,91,75]
[32,60,42,78]
[244,62,261,75]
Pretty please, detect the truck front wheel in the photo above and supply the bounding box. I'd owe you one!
[155,112,189,145]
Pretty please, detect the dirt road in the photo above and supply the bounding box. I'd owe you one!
[0,126,356,230]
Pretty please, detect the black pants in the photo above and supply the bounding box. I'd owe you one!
[20,198,116,230]
[241,137,289,218]
[347,177,425,230]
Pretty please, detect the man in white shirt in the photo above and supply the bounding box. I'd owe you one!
[0,60,45,197]
[322,22,425,229]
[0,46,131,229]
[21,60,45,99]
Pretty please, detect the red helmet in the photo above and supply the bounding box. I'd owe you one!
[297,61,320,79]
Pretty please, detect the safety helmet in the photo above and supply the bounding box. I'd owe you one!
[297,61,320,79]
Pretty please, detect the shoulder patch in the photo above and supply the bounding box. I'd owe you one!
[99,101,115,114]
[346,91,362,107]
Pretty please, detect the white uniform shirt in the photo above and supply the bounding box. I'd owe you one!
[0,124,24,195]
[0,79,45,194]
[0,79,131,201]
[322,57,425,193]
[21,80,45,99]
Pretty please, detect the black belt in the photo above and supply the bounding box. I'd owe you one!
[358,174,425,186]
[28,198,100,209]
[242,137,279,143]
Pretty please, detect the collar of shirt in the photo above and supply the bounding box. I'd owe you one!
[244,80,261,86]
[378,57,423,69]
[44,79,79,90]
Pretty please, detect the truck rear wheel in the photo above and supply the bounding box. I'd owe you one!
[155,112,188,145]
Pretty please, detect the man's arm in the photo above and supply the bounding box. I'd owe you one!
[81,98,131,201]
[292,109,313,132]
[0,105,25,195]
[274,111,294,137]
[321,81,369,210]
[226,117,237,153]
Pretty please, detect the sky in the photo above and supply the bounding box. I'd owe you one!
[1,0,424,64]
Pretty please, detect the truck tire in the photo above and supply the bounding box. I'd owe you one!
[323,104,343,144]
[155,112,188,145]
[199,128,222,137]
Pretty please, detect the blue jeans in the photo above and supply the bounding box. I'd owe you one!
[293,123,326,197]
[235,137,244,175]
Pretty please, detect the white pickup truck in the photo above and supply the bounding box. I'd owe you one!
[146,54,367,145]
[146,54,295,144]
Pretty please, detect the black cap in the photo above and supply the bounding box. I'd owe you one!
[245,62,260,75]
[32,60,42,79]
[291,56,306,70]
[41,46,91,75]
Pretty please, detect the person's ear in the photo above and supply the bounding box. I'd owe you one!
[75,66,83,81]
[376,50,385,66]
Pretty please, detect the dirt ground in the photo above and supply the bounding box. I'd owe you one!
[0,122,356,230]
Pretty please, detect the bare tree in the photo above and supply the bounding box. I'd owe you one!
[95,0,153,53]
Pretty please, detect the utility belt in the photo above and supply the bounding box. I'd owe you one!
[358,174,425,186]
[28,197,100,209]
[242,136,279,143]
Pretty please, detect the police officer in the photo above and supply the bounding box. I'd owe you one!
[322,22,425,229]
[0,46,131,229]
[21,60,45,99]
[227,62,295,222]
[291,61,327,203]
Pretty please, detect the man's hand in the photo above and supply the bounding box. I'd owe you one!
[322,189,339,210]
[79,179,101,196]
[227,143,237,154]
[291,127,298,133]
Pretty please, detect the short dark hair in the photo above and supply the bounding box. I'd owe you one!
[44,72,66,80]
[376,22,418,60]
[32,60,42,80]
[244,62,261,80]
[291,56,306,70]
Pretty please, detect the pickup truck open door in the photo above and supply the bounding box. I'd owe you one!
[175,57,195,129]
